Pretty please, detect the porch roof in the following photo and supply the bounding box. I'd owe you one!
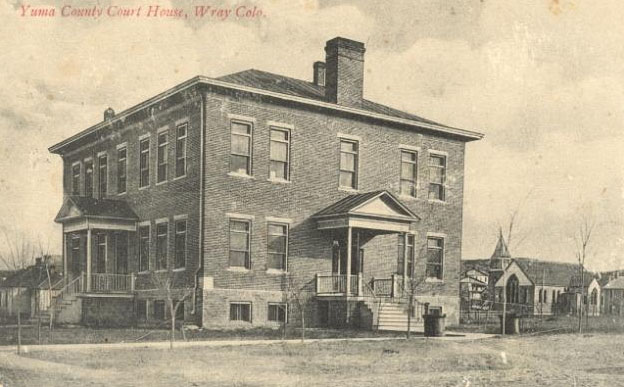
[312,191,419,232]
[55,196,138,223]
[55,196,138,232]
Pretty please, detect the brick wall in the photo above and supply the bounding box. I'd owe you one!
[200,86,466,326]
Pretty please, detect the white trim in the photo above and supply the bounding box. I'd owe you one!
[427,231,447,238]
[174,214,188,221]
[83,156,93,162]
[266,269,287,275]
[139,132,151,140]
[399,144,421,152]
[97,150,107,157]
[155,217,169,224]
[116,142,128,150]
[227,266,251,273]
[228,113,256,124]
[226,213,255,220]
[337,132,362,141]
[71,160,81,167]
[267,178,291,185]
[138,220,151,227]
[157,125,169,134]
[227,172,255,180]
[175,117,189,126]
[265,216,293,224]
[428,149,449,157]
[267,121,294,130]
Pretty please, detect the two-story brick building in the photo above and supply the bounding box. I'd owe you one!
[49,37,483,330]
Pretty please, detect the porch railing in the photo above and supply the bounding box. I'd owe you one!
[371,277,395,297]
[315,274,361,296]
[316,274,346,294]
[87,273,135,293]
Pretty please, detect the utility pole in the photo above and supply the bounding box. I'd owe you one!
[501,263,507,336]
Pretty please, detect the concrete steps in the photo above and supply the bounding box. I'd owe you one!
[362,299,424,332]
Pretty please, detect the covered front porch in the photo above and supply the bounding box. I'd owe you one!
[55,196,139,294]
[312,191,420,300]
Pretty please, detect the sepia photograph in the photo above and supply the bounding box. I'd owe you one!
[0,0,623,385]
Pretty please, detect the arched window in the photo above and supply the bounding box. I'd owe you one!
[552,290,556,304]
[506,275,520,304]
[538,289,543,303]
[543,289,548,304]
[591,289,598,305]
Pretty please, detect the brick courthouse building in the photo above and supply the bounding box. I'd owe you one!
[49,38,483,329]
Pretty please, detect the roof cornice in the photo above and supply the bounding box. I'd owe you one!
[49,76,484,154]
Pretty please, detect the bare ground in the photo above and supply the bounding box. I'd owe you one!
[2,333,624,386]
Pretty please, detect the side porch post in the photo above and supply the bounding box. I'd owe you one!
[62,226,68,286]
[345,226,352,323]
[402,232,408,293]
[86,228,92,292]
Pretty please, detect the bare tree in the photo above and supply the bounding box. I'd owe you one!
[0,227,35,270]
[146,269,193,349]
[574,212,595,334]
[284,274,313,342]
[499,188,534,252]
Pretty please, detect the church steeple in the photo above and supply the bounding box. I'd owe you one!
[490,228,511,271]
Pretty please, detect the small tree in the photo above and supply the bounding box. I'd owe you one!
[147,269,193,349]
[574,212,595,334]
[284,275,313,342]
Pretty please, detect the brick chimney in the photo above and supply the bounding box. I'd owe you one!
[104,107,115,121]
[313,61,326,86]
[324,37,366,107]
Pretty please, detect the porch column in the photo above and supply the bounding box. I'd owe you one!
[346,227,352,296]
[86,228,92,292]
[62,227,68,286]
[402,232,408,292]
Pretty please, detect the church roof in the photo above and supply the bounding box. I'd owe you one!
[491,230,511,259]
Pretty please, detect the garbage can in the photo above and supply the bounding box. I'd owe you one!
[498,313,520,334]
[423,308,446,337]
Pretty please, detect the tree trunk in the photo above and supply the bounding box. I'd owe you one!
[170,305,175,350]
[300,306,305,343]
[17,303,22,355]
[406,296,412,339]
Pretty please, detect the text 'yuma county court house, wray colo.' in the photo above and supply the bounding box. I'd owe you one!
[47,37,483,330]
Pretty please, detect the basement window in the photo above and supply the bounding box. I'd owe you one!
[230,302,252,322]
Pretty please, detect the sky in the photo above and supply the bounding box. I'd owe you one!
[0,0,623,270]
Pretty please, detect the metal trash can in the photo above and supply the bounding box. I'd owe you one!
[499,313,520,334]
[423,307,446,337]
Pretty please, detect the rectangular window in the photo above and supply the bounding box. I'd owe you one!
[117,147,127,194]
[426,237,444,280]
[267,223,288,271]
[138,225,150,272]
[428,154,446,201]
[71,163,81,196]
[71,234,80,273]
[229,302,251,322]
[137,300,147,320]
[153,300,165,320]
[269,128,290,180]
[175,123,187,178]
[174,219,187,269]
[157,131,168,183]
[268,303,287,323]
[397,234,415,277]
[84,159,94,197]
[400,150,417,197]
[339,139,358,189]
[98,154,108,197]
[229,219,251,269]
[139,138,150,188]
[156,222,168,270]
[230,121,252,175]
